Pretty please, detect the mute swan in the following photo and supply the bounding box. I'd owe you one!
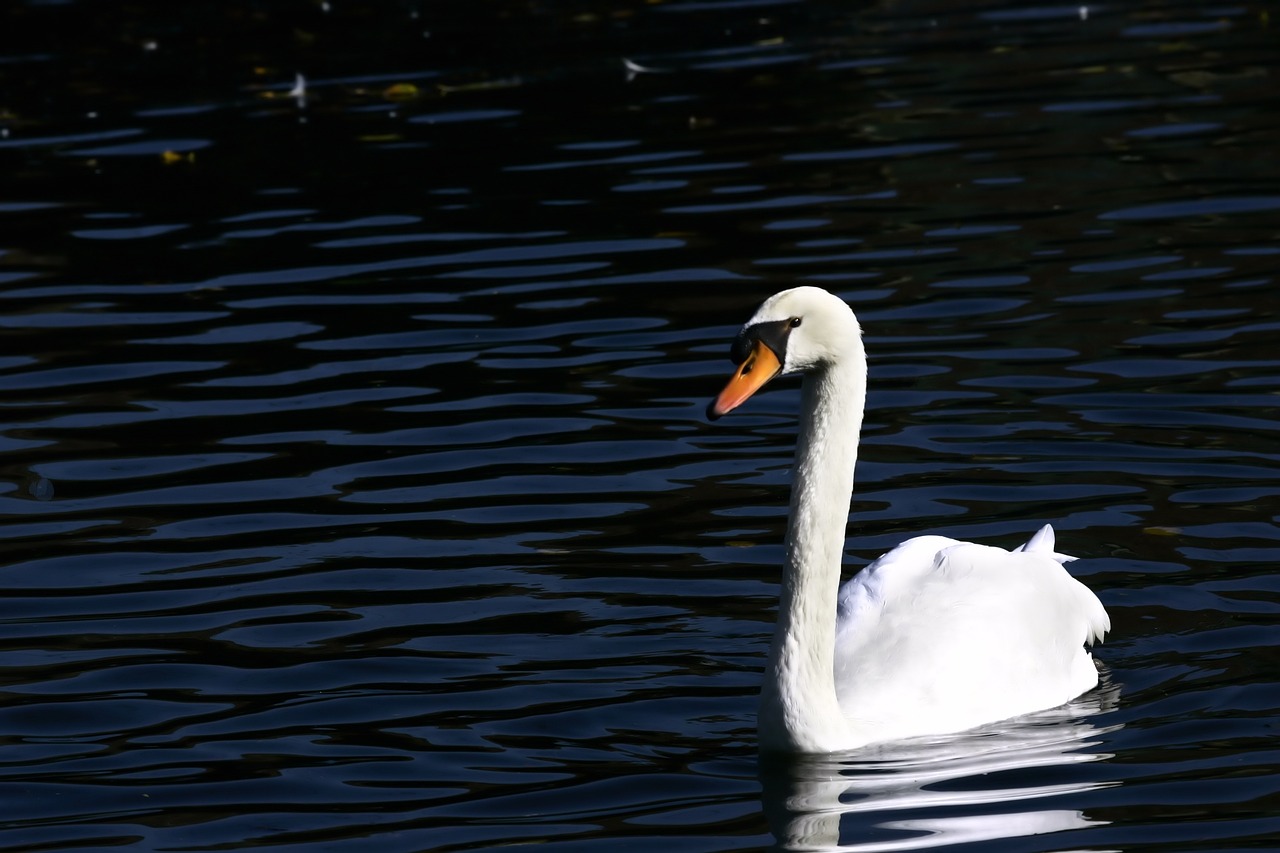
[708,286,1110,753]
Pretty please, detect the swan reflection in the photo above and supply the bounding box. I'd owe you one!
[760,681,1121,852]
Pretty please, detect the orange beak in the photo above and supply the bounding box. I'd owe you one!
[708,340,782,420]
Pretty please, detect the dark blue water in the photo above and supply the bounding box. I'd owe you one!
[2,0,1278,850]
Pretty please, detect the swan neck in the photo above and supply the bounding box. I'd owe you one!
[789,362,864,576]
[761,354,866,752]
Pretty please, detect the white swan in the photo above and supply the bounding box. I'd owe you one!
[708,286,1110,753]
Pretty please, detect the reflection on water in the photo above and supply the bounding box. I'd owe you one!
[1,0,1279,850]
[763,682,1121,851]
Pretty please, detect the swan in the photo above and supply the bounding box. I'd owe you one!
[707,286,1110,753]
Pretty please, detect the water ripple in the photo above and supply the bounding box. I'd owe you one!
[2,0,1278,850]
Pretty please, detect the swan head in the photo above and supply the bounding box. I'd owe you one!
[708,286,862,420]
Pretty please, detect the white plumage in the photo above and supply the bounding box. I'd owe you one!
[709,286,1110,753]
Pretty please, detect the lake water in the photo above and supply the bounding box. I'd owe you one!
[1,0,1278,850]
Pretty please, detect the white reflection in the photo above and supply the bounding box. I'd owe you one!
[761,679,1121,852]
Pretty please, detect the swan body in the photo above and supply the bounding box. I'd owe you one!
[708,286,1109,753]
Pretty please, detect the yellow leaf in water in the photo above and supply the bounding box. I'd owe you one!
[437,76,522,95]
[161,150,193,165]
[383,83,421,101]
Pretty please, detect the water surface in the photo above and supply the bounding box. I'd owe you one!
[1,0,1278,850]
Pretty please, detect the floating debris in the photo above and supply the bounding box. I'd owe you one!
[288,72,307,106]
[383,82,421,101]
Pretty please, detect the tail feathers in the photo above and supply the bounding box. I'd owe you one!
[1090,594,1111,640]
[1080,585,1111,646]
[1016,524,1109,646]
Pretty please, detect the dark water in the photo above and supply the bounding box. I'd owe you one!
[2,0,1279,850]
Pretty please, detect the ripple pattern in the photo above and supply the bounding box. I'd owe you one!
[1,0,1278,850]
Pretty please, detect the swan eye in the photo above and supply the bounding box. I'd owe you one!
[789,317,802,328]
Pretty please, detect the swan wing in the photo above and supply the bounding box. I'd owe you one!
[1014,522,1078,564]
[833,526,1108,743]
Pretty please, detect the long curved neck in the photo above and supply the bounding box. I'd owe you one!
[760,350,866,753]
